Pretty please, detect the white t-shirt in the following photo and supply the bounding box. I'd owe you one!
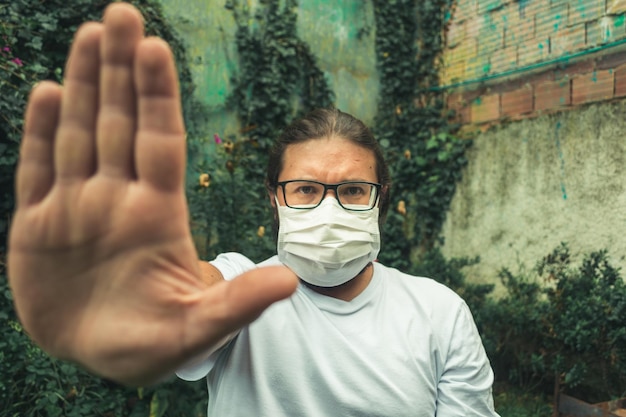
[177,253,498,417]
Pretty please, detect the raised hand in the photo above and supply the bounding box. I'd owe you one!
[8,2,297,386]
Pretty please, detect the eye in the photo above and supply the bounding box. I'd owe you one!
[283,181,324,207]
[344,185,365,196]
[340,184,367,197]
[297,185,317,195]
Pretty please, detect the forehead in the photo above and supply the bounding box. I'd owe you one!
[279,136,377,182]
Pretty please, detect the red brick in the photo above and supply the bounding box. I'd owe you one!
[503,7,536,46]
[446,92,471,124]
[455,104,471,125]
[462,89,484,104]
[597,50,626,70]
[608,0,626,14]
[466,11,503,38]
[478,0,504,14]
[447,92,460,106]
[518,39,550,66]
[447,91,473,124]
[551,24,587,55]
[452,0,478,22]
[447,21,466,48]
[568,1,605,26]
[447,38,477,64]
[465,55,491,79]
[490,71,549,95]
[477,29,505,55]
[516,0,547,18]
[471,94,501,123]
[501,85,534,116]
[467,12,505,54]
[527,70,556,87]
[442,60,466,84]
[556,60,595,80]
[490,44,518,73]
[534,79,571,111]
[572,70,615,105]
[587,16,626,47]
[614,65,626,96]
[535,5,569,39]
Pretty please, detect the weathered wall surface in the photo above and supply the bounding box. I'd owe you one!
[441,100,626,291]
[440,0,626,289]
[443,0,626,88]
[159,0,238,139]
[158,0,378,142]
[158,0,626,288]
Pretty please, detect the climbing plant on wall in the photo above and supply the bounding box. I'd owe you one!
[188,0,335,262]
[0,1,207,415]
[372,0,470,272]
[189,0,473,277]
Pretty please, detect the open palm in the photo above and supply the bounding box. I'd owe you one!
[8,3,296,386]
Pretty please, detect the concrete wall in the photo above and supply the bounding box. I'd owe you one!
[441,100,626,291]
[440,0,626,289]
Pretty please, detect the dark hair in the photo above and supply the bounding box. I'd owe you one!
[266,108,391,223]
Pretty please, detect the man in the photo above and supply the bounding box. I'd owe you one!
[8,3,498,415]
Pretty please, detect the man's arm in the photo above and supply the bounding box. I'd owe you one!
[8,2,297,387]
[436,302,499,416]
[198,261,226,286]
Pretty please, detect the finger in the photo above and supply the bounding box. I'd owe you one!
[96,3,144,178]
[54,22,101,180]
[134,37,186,192]
[185,266,299,354]
[16,82,62,207]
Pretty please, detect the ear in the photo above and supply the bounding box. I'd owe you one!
[268,189,277,209]
[378,185,389,207]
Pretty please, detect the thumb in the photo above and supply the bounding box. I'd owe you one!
[183,266,298,354]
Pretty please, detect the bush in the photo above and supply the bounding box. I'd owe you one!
[424,244,626,404]
[483,243,626,402]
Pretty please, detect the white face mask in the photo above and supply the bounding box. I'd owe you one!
[276,197,381,287]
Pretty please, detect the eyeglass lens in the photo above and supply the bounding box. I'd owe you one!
[283,181,377,209]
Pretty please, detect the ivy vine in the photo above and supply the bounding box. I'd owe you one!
[372,0,471,272]
[0,0,201,255]
[188,0,334,262]
[188,0,470,273]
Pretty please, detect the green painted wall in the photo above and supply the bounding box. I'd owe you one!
[159,0,379,142]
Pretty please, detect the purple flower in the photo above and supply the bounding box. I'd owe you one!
[2,46,10,53]
[11,57,23,66]
[214,133,222,144]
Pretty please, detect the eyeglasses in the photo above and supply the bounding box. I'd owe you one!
[276,180,381,211]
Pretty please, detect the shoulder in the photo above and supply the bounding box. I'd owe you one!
[209,253,280,281]
[375,262,463,304]
[373,262,469,333]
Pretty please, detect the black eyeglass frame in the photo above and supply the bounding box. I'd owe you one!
[276,179,382,211]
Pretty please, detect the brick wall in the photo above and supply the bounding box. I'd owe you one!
[443,0,626,128]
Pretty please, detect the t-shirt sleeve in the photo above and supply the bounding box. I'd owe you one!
[435,302,500,417]
[209,252,258,281]
[175,252,257,381]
